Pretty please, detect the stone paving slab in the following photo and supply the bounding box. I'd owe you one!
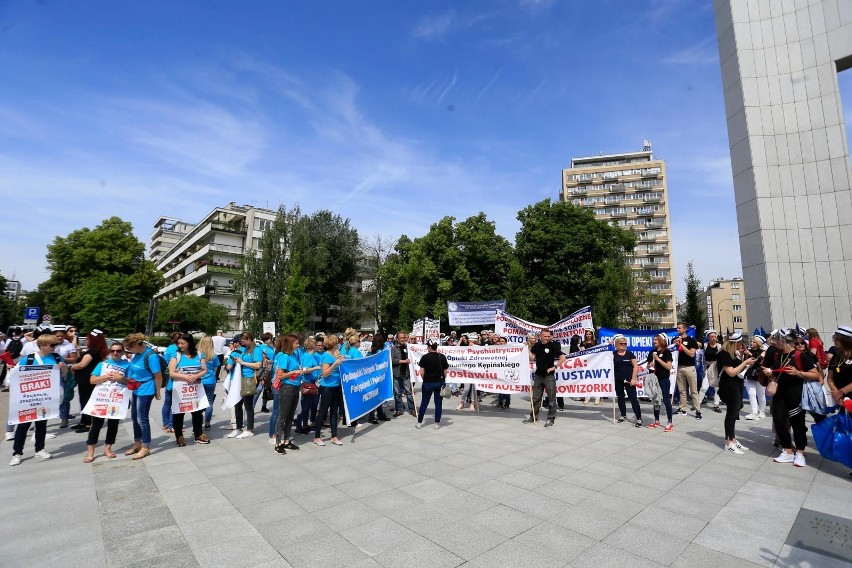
[1,387,850,568]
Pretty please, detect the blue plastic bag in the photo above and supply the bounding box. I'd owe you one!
[810,412,852,469]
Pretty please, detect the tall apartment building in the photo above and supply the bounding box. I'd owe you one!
[149,217,196,265]
[153,203,278,331]
[561,148,677,327]
[703,277,749,335]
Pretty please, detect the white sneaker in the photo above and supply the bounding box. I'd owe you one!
[235,430,254,439]
[35,449,52,460]
[434,423,441,430]
[774,451,795,464]
[757,411,766,419]
[734,441,749,451]
[724,444,744,455]
[268,437,276,445]
[793,452,807,468]
[415,422,422,429]
[9,455,21,466]
[4,432,14,441]
[227,429,242,439]
[743,413,759,420]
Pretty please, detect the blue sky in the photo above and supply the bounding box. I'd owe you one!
[0,1,849,300]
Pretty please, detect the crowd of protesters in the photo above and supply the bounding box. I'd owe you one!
[1,321,850,472]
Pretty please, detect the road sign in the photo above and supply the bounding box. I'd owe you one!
[24,307,40,323]
[42,314,52,323]
[263,321,276,336]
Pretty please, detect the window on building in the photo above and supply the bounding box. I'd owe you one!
[731,294,740,300]
[733,316,742,323]
[731,282,740,289]
[733,304,742,312]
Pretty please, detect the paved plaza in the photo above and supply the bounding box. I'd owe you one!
[1,388,850,568]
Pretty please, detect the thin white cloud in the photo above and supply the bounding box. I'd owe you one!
[413,11,457,41]
[662,34,719,65]
[519,0,557,10]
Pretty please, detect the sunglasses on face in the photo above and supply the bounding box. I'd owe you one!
[110,349,124,353]
[794,341,805,346]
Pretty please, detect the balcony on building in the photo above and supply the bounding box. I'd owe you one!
[609,183,626,193]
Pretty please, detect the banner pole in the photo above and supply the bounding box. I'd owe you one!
[612,396,616,425]
[530,384,536,423]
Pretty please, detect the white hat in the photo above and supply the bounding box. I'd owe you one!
[728,331,743,341]
[835,325,852,338]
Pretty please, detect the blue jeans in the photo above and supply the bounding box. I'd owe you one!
[161,389,173,428]
[417,382,444,423]
[203,383,216,425]
[131,394,155,446]
[59,376,70,419]
[267,387,280,438]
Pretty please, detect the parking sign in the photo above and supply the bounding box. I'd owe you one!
[24,306,40,324]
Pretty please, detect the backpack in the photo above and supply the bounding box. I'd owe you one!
[6,338,23,359]
[144,350,169,384]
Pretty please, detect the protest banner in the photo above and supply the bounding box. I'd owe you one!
[340,349,394,424]
[411,318,440,343]
[494,307,594,351]
[554,344,615,397]
[172,381,210,414]
[408,344,531,394]
[447,300,506,326]
[7,364,61,425]
[597,328,683,397]
[221,362,244,410]
[83,380,130,419]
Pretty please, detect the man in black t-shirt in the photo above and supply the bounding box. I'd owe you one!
[674,322,702,419]
[699,331,723,413]
[524,330,566,427]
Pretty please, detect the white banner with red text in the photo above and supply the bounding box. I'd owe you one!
[83,381,131,419]
[172,380,211,414]
[408,344,532,394]
[7,364,61,425]
[494,307,594,351]
[553,344,615,397]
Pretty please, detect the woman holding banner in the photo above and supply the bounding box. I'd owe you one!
[273,334,304,454]
[612,335,642,427]
[314,335,345,446]
[416,340,449,429]
[123,333,163,460]
[83,341,130,462]
[168,334,209,446]
[716,332,755,455]
[9,333,64,466]
[646,333,674,431]
[70,330,107,432]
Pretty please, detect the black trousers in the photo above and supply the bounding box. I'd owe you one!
[174,410,204,439]
[77,378,95,426]
[772,384,807,450]
[275,383,300,442]
[315,386,342,439]
[87,417,119,445]
[13,421,46,454]
[719,381,743,439]
[234,395,255,430]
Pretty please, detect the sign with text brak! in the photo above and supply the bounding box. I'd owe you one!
[7,364,61,425]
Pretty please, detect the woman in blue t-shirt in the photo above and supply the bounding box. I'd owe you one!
[168,334,209,446]
[295,336,323,434]
[123,333,164,460]
[225,332,264,439]
[314,335,345,446]
[83,341,130,463]
[339,333,364,427]
[611,334,642,427]
[272,334,306,454]
[197,336,220,430]
[9,334,67,466]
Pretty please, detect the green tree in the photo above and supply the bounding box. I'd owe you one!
[619,269,671,328]
[155,295,229,334]
[0,273,17,330]
[238,205,297,333]
[513,199,636,324]
[280,261,309,332]
[39,217,163,334]
[377,213,513,333]
[679,260,707,336]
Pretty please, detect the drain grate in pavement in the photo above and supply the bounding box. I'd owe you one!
[785,508,852,563]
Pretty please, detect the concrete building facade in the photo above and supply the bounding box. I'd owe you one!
[715,0,852,335]
[562,149,677,327]
[153,203,278,332]
[703,277,749,335]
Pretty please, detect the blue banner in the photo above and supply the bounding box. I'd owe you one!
[340,349,394,423]
[597,327,687,362]
[447,300,506,326]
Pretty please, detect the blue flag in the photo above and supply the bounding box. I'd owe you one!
[339,349,394,424]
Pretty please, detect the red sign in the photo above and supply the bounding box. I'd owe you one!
[18,409,37,422]
[20,378,51,393]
